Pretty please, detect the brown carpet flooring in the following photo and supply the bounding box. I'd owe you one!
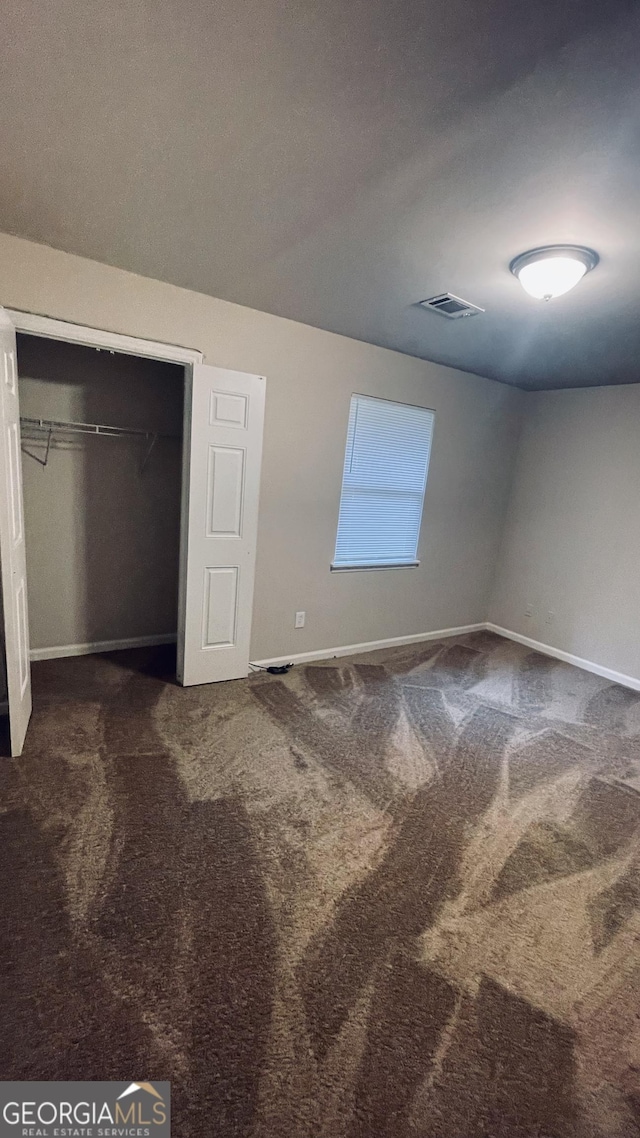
[2,630,640,1137]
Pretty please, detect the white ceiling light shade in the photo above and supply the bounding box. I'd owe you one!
[510,245,599,300]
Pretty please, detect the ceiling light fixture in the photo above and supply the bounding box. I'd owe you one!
[510,244,598,301]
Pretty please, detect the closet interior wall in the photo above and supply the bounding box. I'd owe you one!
[17,334,184,656]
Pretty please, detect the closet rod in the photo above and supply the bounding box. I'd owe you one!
[20,416,179,440]
[20,416,180,471]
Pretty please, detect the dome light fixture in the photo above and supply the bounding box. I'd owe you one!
[510,244,599,301]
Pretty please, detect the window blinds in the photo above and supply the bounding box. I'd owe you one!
[333,394,434,569]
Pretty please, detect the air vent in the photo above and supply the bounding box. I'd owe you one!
[419,293,484,319]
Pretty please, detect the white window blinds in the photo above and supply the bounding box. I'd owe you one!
[333,395,434,569]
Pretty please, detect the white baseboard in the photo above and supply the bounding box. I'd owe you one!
[254,620,640,692]
[251,623,486,669]
[25,623,640,693]
[486,623,640,693]
[30,633,177,662]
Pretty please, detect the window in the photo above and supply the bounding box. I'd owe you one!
[332,394,434,570]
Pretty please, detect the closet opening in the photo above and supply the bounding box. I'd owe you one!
[17,332,185,680]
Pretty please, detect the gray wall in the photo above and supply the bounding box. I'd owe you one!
[18,335,183,651]
[490,384,640,680]
[0,233,523,664]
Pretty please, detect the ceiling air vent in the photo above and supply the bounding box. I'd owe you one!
[419,293,484,319]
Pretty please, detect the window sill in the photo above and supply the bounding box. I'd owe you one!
[330,561,420,572]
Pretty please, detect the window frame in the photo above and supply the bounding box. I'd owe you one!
[331,393,435,573]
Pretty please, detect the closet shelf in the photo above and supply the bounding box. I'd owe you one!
[20,416,180,471]
[20,416,179,440]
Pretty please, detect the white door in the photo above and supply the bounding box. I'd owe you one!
[177,364,266,686]
[0,309,31,754]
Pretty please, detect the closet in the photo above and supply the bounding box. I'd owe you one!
[0,308,266,756]
[17,334,184,661]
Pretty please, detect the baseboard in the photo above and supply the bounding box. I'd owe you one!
[251,623,486,669]
[30,633,177,662]
[486,623,640,693]
[253,620,640,692]
[26,622,639,691]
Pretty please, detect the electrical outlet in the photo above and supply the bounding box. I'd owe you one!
[295,611,306,629]
[524,604,533,619]
[545,609,555,626]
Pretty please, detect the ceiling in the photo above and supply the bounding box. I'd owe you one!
[1,0,639,390]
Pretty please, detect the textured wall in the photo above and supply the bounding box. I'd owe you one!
[0,232,522,664]
[490,384,640,680]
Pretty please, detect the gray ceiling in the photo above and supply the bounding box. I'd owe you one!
[1,0,639,390]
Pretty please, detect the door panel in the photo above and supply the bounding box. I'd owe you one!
[0,309,32,754]
[177,365,265,686]
[203,566,238,647]
[206,446,245,536]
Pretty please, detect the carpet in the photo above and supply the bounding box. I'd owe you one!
[2,630,640,1137]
